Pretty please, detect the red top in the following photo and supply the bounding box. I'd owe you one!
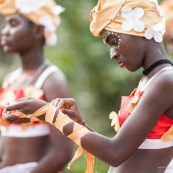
[118,89,173,139]
[0,83,44,126]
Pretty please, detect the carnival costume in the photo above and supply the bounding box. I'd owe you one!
[0,65,61,173]
[2,0,173,173]
[90,0,172,172]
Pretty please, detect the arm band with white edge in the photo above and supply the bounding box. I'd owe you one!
[13,103,94,173]
[45,104,94,173]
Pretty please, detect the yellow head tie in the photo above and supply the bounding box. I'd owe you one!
[90,0,165,42]
[0,0,65,46]
[160,0,173,36]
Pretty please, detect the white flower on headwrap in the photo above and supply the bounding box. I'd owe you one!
[149,0,164,17]
[39,15,57,46]
[46,33,57,46]
[15,0,47,14]
[54,5,65,26]
[122,7,145,32]
[54,5,65,15]
[40,15,56,32]
[145,22,165,42]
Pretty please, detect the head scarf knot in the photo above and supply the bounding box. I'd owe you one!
[90,0,165,42]
[0,0,65,46]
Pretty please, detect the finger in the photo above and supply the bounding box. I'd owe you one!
[16,97,30,102]
[3,113,18,122]
[62,109,76,118]
[51,98,60,107]
[58,98,75,110]
[4,102,24,111]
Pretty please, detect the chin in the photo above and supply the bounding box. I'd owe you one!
[126,67,136,72]
[3,47,15,53]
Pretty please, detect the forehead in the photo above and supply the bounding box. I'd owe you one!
[5,14,30,24]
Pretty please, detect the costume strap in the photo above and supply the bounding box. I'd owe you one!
[141,67,173,91]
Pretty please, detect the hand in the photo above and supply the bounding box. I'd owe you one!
[51,98,84,125]
[3,97,47,123]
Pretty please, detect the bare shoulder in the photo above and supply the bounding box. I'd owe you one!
[152,69,173,90]
[42,66,69,100]
[142,69,173,114]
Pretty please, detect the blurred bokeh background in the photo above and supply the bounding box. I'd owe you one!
[0,0,171,172]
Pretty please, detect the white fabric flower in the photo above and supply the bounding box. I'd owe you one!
[39,15,56,32]
[39,15,57,46]
[54,5,65,25]
[46,33,58,46]
[15,0,47,14]
[145,22,165,42]
[122,7,144,32]
[54,5,65,15]
[149,0,164,17]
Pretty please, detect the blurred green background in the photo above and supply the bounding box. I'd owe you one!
[0,0,172,172]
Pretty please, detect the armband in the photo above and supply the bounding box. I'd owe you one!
[14,103,94,173]
[45,104,94,173]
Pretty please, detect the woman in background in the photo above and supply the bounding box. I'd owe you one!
[161,0,173,55]
[3,0,173,173]
[0,0,73,173]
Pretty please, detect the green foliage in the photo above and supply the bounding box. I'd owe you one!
[0,0,169,172]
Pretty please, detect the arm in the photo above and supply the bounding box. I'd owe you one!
[4,73,173,167]
[31,70,74,173]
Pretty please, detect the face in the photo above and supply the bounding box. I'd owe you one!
[101,30,145,72]
[164,33,173,55]
[1,14,36,53]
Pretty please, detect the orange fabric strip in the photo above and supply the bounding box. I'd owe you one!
[45,104,57,124]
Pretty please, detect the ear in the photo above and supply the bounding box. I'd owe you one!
[32,25,45,40]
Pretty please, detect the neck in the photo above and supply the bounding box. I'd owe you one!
[19,46,44,71]
[142,42,170,75]
[142,59,173,76]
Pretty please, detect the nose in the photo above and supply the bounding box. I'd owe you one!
[1,25,9,36]
[110,47,119,61]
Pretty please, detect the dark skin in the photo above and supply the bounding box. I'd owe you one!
[164,33,173,55]
[0,14,73,173]
[3,30,173,173]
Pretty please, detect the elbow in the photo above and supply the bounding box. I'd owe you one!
[105,142,126,167]
[107,153,124,167]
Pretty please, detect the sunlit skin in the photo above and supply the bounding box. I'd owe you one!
[3,29,173,173]
[0,14,73,173]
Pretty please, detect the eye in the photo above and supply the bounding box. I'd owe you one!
[9,19,19,27]
[102,31,121,48]
[109,36,121,48]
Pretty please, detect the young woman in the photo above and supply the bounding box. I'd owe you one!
[161,0,173,55]
[3,0,173,173]
[0,0,73,173]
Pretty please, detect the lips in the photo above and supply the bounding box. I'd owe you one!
[117,60,124,68]
[0,38,9,46]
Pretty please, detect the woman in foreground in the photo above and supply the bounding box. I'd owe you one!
[3,0,173,173]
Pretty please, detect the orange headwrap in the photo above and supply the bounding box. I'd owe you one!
[160,0,173,35]
[0,0,65,46]
[90,0,166,42]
